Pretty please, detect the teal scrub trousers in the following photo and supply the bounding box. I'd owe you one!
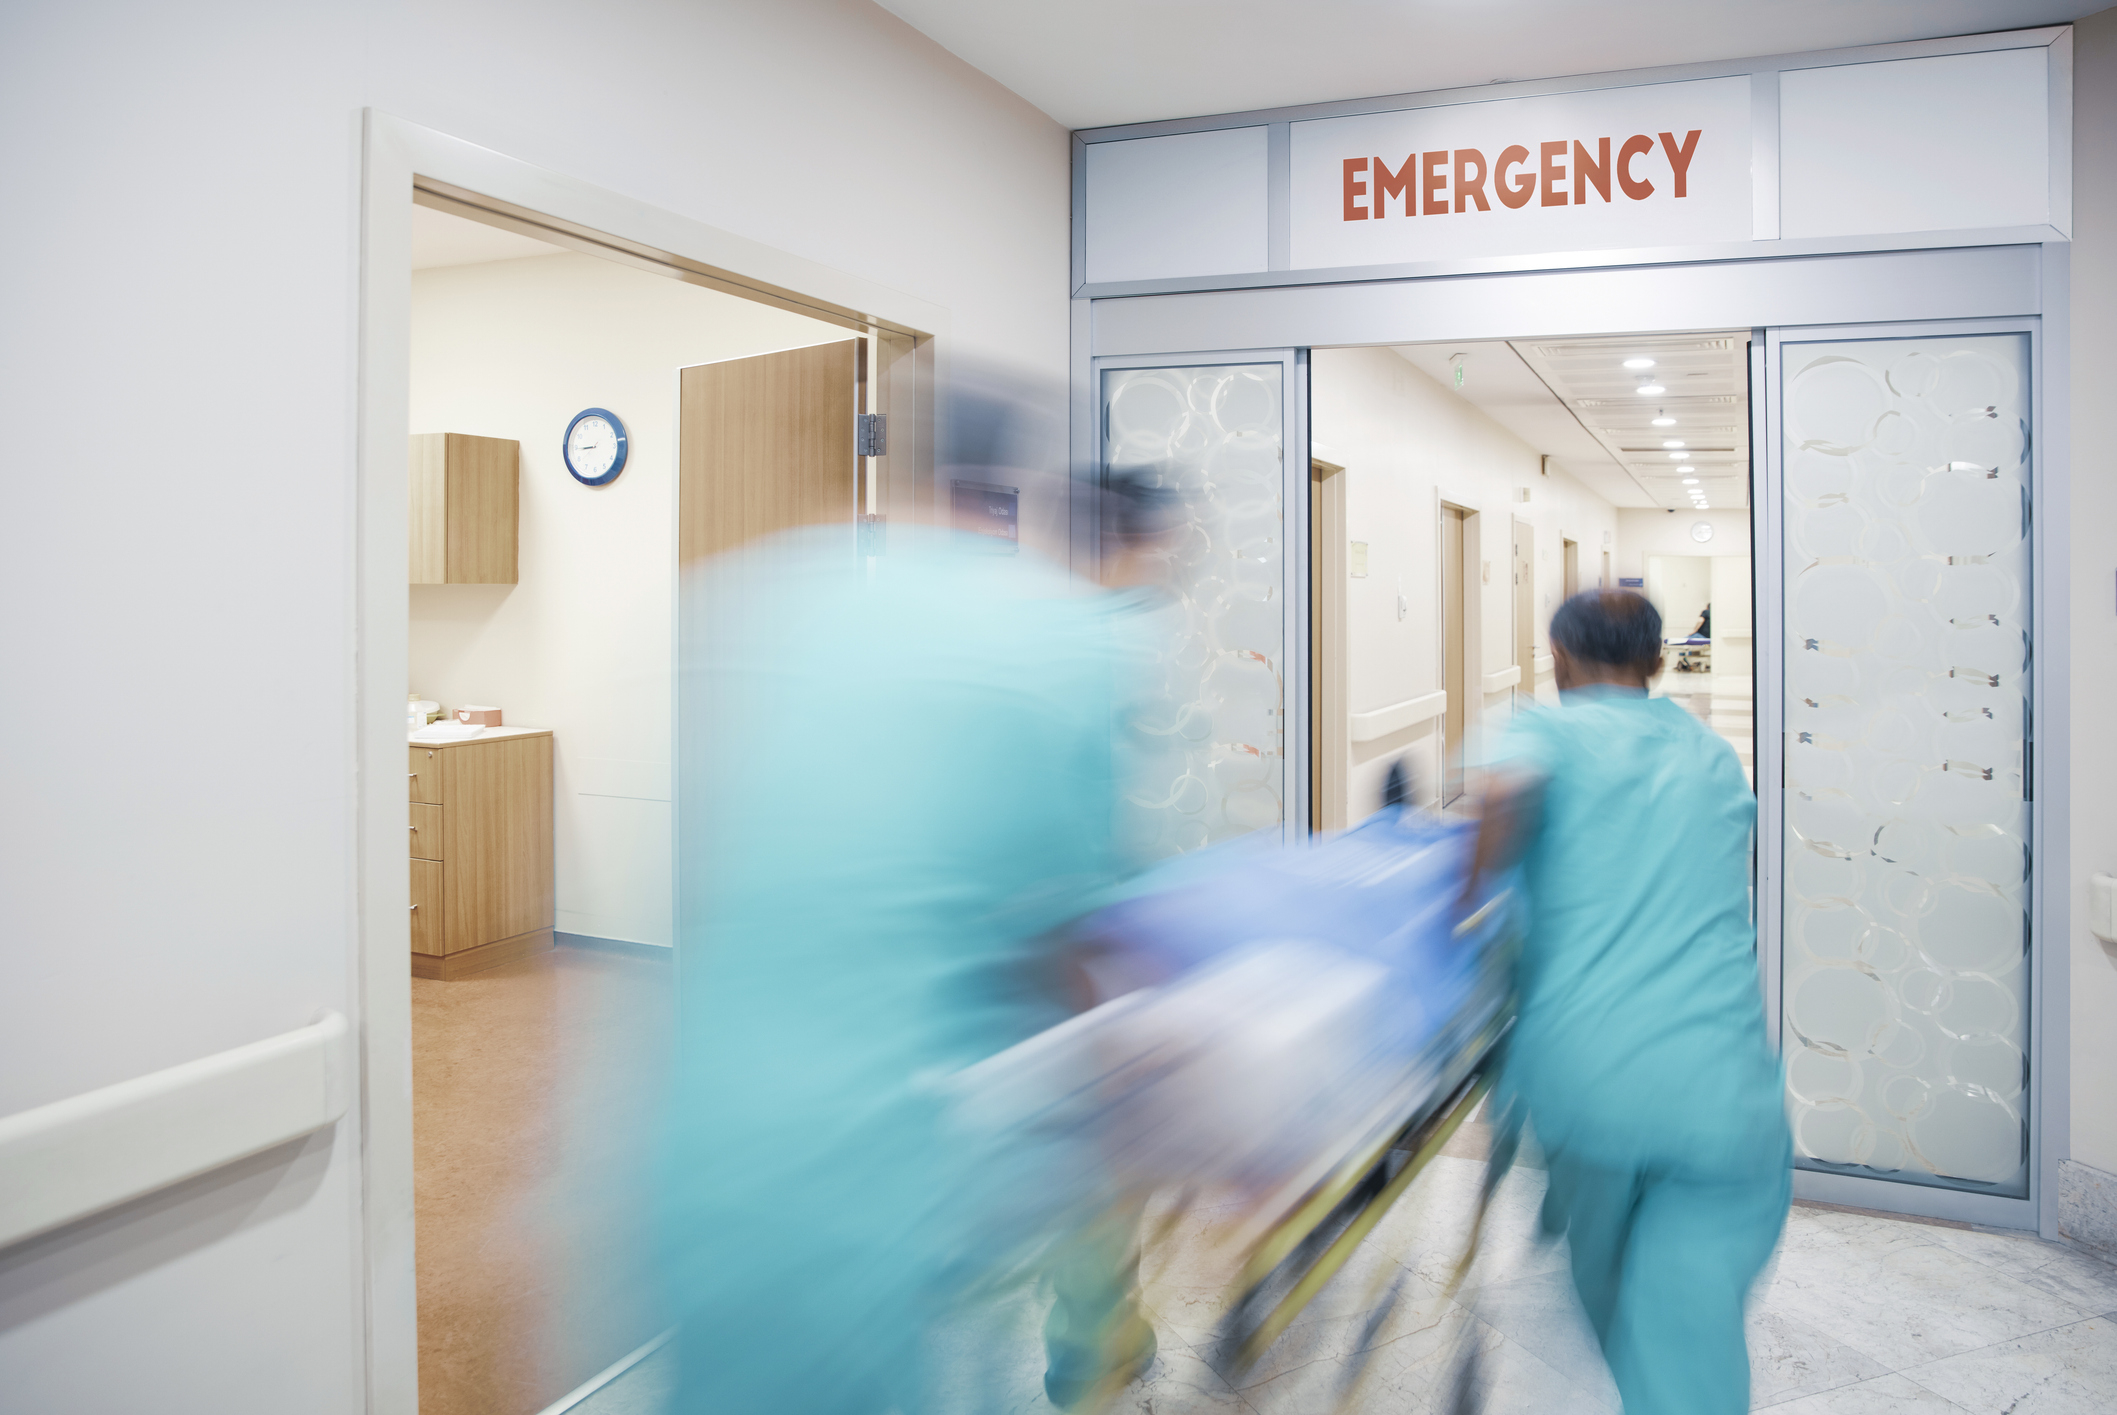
[1540,1143,1791,1415]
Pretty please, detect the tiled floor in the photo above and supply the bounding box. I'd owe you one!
[572,1154,2117,1414]
[1656,664,1756,786]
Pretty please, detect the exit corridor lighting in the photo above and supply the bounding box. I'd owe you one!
[1623,357,1655,370]
[1636,383,1666,395]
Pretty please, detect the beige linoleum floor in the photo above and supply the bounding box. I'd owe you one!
[413,943,673,1415]
[576,1156,2117,1415]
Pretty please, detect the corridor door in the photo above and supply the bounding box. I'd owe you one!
[678,339,864,564]
[1512,519,1535,709]
[1762,322,2039,1226]
[1441,506,1468,807]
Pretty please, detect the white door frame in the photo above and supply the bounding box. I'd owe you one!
[354,110,949,1410]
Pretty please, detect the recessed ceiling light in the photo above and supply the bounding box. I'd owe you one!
[1663,439,1686,449]
[1682,477,1699,485]
[1667,451,1689,460]
[1651,414,1676,427]
[1623,357,1656,370]
[1677,465,1696,473]
[1636,383,1666,396]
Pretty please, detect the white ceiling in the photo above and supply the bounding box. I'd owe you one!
[1391,331,1751,512]
[410,204,566,271]
[874,1,2092,129]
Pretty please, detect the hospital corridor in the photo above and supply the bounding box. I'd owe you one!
[5,5,2117,1415]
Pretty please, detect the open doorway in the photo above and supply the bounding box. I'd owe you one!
[1310,331,1755,825]
[385,177,940,1411]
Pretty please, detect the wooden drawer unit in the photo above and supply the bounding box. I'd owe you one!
[409,746,447,803]
[405,728,554,981]
[409,803,444,861]
[410,858,445,956]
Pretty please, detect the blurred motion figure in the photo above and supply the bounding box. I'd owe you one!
[658,374,1174,1412]
[1463,590,1788,1415]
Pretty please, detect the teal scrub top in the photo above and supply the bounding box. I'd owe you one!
[1491,687,1785,1173]
[658,528,1151,1407]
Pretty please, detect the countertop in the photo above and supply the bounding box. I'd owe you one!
[408,724,552,748]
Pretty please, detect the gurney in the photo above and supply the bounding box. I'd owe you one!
[950,803,1519,1390]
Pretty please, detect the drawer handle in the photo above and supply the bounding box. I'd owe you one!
[409,773,417,780]
[409,904,419,912]
[409,825,418,832]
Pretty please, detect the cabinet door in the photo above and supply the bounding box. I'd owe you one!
[442,734,553,951]
[409,803,444,861]
[409,747,446,804]
[410,859,444,956]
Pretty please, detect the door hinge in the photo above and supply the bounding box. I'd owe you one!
[860,513,886,557]
[856,413,887,458]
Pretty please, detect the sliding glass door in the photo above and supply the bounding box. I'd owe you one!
[1764,325,2038,1217]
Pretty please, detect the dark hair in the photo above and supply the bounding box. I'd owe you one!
[1549,590,1662,670]
[1103,467,1185,542]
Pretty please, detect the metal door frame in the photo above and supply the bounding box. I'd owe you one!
[1088,347,1312,846]
[1760,314,2052,1231]
[1076,242,2068,1234]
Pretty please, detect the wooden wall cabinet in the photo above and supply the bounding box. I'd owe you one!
[407,728,553,980]
[410,432,520,584]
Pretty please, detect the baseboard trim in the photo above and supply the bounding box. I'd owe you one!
[554,931,673,962]
[412,927,554,981]
[2057,1158,2117,1261]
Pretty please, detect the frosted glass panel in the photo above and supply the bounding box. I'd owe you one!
[1780,333,2031,1197]
[1104,364,1285,858]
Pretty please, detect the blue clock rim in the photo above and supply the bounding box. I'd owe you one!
[563,407,628,486]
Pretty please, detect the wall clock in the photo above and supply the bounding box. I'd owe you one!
[563,408,628,486]
[1690,520,1714,544]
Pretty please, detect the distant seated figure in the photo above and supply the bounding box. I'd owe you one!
[1691,602,1712,640]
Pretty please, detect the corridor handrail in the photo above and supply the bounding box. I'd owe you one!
[1348,689,1447,744]
[0,1011,350,1250]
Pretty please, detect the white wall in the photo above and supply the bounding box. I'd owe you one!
[1646,556,1713,639]
[410,252,848,947]
[1313,345,1619,818]
[1612,507,1753,578]
[2068,6,2117,1185]
[0,1,1068,1408]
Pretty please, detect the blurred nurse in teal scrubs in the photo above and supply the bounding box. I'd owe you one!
[658,382,1172,1412]
[1464,589,1789,1415]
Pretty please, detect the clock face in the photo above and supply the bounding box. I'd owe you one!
[564,409,627,485]
[1691,521,1714,544]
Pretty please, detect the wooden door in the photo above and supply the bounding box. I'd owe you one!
[1563,538,1580,599]
[1309,460,1347,832]
[1512,519,1535,707]
[1441,506,1467,806]
[679,339,863,564]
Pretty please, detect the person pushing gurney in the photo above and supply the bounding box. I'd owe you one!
[1462,589,1788,1415]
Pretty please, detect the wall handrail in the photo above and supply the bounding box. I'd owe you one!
[1481,665,1522,693]
[1349,690,1448,744]
[0,1011,350,1251]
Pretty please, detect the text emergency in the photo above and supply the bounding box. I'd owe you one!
[1342,131,1703,221]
